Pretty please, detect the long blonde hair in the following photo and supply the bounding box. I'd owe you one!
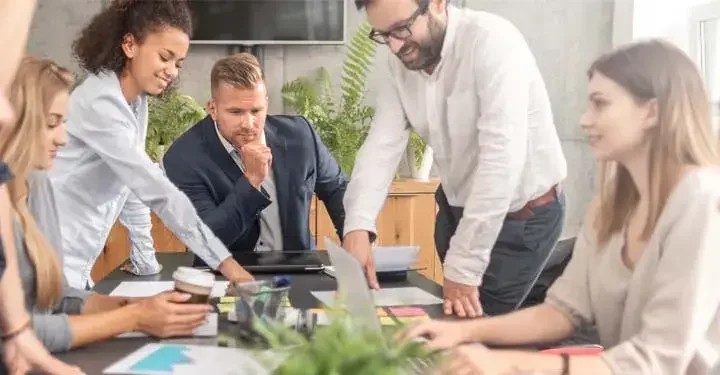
[0,56,73,309]
[590,40,720,245]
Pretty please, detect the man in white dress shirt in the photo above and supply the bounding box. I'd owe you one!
[343,0,568,317]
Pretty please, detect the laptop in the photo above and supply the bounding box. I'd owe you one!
[196,250,325,273]
[324,237,434,373]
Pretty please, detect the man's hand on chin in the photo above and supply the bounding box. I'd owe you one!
[217,257,255,284]
[443,277,483,318]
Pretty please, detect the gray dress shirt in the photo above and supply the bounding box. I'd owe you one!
[214,122,283,251]
[49,71,231,288]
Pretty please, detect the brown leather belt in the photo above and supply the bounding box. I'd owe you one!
[506,184,560,220]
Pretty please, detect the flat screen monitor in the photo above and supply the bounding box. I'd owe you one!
[188,0,346,45]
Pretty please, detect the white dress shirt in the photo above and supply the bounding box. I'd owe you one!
[343,6,567,286]
[214,123,283,251]
[50,72,231,289]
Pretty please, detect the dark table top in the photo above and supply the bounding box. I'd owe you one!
[57,252,445,374]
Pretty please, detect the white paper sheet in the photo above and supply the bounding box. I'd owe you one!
[116,313,218,338]
[372,246,419,272]
[311,287,443,307]
[103,343,271,375]
[109,281,229,298]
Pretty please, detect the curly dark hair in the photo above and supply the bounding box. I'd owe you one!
[72,0,193,75]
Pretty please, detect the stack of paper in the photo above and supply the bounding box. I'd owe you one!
[372,246,419,272]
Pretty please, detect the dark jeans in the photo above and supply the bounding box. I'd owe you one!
[434,185,565,316]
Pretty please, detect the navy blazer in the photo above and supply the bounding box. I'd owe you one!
[163,115,348,261]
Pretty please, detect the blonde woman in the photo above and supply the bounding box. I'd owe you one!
[404,39,720,375]
[0,0,83,373]
[2,57,214,354]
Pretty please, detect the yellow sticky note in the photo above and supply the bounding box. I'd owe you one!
[376,308,388,317]
[396,316,430,324]
[379,317,397,326]
[217,303,234,313]
[219,296,237,303]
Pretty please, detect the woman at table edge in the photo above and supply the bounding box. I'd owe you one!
[46,0,252,290]
[404,39,720,375]
[0,0,83,373]
[2,56,215,353]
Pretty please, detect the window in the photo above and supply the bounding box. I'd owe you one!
[689,1,720,129]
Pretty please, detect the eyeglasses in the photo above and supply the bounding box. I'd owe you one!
[368,0,430,44]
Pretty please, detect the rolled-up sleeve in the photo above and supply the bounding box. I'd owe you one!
[32,313,73,353]
[118,191,162,274]
[601,184,720,374]
[342,57,410,237]
[70,95,231,269]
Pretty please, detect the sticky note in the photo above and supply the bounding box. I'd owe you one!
[376,308,388,317]
[217,303,234,314]
[388,307,427,317]
[219,296,237,303]
[379,317,397,326]
[396,316,430,324]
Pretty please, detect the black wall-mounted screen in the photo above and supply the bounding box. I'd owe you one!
[188,0,346,45]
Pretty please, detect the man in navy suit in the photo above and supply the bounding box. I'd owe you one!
[163,53,347,265]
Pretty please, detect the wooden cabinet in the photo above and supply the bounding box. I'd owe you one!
[92,179,444,284]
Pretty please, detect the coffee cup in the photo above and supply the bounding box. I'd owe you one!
[172,267,214,304]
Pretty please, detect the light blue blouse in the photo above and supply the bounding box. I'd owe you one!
[49,71,231,288]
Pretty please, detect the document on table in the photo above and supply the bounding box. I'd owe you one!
[109,281,230,298]
[110,281,227,338]
[103,343,274,375]
[323,246,420,279]
[311,287,443,307]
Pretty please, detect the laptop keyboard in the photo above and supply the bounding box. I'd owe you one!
[407,357,433,374]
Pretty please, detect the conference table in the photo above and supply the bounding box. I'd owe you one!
[56,252,446,374]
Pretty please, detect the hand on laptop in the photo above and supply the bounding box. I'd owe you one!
[342,230,379,289]
[401,320,475,351]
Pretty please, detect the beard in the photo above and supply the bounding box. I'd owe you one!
[395,13,446,71]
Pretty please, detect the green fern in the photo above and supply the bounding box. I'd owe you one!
[282,22,427,175]
[146,86,206,161]
[282,23,378,175]
[251,307,441,374]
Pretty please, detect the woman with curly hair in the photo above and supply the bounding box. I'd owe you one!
[48,0,252,289]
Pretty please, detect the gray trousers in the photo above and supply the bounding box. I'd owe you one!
[435,185,565,316]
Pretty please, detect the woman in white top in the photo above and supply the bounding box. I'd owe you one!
[48,0,252,288]
[404,39,720,375]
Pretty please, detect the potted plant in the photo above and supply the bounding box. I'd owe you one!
[282,22,431,177]
[252,309,441,374]
[145,86,207,161]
